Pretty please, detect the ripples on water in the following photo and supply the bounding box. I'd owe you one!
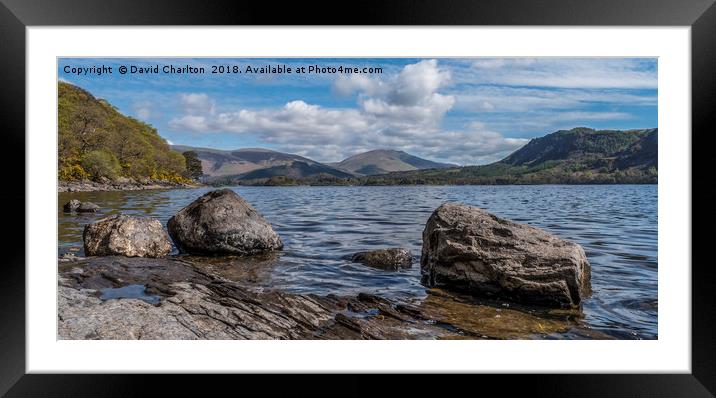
[58,185,657,339]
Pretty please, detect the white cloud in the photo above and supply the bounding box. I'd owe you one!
[460,58,657,89]
[179,93,215,115]
[552,111,632,121]
[333,74,384,97]
[454,86,656,113]
[387,59,452,105]
[169,115,209,132]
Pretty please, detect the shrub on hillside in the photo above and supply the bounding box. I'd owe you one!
[81,150,121,181]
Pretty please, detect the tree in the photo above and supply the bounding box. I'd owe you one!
[58,82,190,183]
[182,151,203,180]
[81,150,121,181]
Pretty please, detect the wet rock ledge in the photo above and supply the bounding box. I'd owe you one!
[59,256,598,340]
[59,256,450,339]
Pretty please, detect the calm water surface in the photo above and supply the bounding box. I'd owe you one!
[58,185,657,339]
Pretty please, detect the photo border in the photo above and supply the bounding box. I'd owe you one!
[2,0,714,395]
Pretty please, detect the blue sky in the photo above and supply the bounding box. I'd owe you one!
[58,57,657,165]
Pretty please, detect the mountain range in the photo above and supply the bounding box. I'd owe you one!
[170,145,453,183]
[173,127,657,185]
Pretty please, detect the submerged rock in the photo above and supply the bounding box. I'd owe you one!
[421,203,591,308]
[83,214,172,258]
[77,202,100,212]
[63,199,82,212]
[351,248,412,270]
[167,189,283,255]
[77,202,100,213]
[63,199,100,213]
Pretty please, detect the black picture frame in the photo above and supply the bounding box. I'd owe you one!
[1,0,714,395]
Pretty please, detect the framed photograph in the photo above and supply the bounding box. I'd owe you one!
[2,0,714,395]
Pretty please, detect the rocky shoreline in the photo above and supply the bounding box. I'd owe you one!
[59,178,201,192]
[59,255,607,340]
[58,188,599,340]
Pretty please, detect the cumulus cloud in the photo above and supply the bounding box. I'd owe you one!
[168,60,549,164]
[333,74,384,97]
[387,59,451,105]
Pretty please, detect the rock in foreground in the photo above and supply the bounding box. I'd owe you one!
[57,256,449,340]
[83,215,172,258]
[421,203,591,308]
[167,189,283,255]
[351,248,412,270]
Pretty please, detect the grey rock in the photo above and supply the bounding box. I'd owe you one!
[421,203,591,308]
[63,199,82,212]
[57,256,597,340]
[351,248,412,270]
[83,214,172,258]
[59,252,83,263]
[167,189,283,255]
[77,202,100,213]
[56,257,448,340]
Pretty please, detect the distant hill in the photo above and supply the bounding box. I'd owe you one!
[500,127,653,166]
[615,129,658,169]
[329,149,456,176]
[171,146,354,183]
[58,82,188,183]
[358,127,658,185]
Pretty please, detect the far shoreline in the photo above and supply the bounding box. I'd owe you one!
[58,179,203,193]
[58,181,658,193]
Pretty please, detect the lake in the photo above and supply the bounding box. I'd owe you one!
[58,184,658,339]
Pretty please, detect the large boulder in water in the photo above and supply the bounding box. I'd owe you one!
[421,203,591,308]
[167,189,283,255]
[83,214,172,258]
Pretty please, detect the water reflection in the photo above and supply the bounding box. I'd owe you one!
[100,284,161,305]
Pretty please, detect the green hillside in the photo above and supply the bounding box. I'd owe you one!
[58,82,189,183]
[360,128,658,185]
